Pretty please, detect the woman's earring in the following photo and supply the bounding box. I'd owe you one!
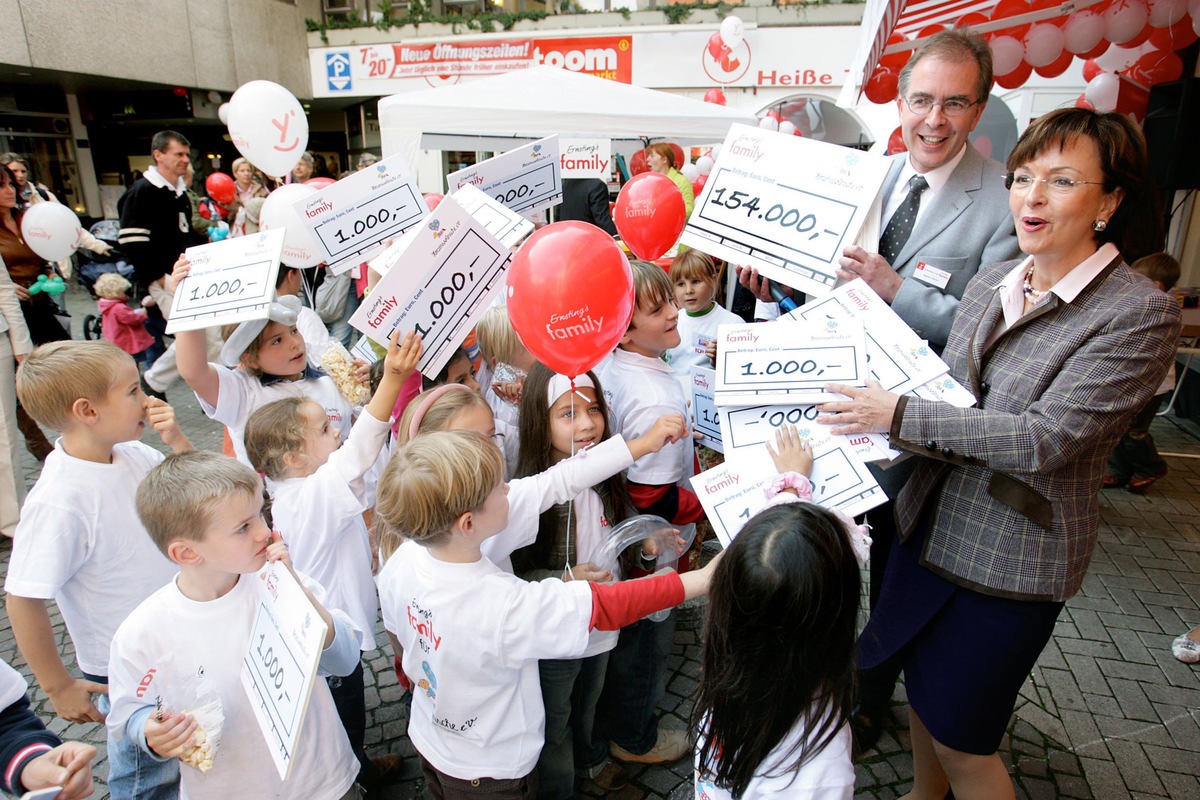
[1093,219,1107,232]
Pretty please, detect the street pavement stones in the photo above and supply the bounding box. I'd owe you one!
[2,284,1199,798]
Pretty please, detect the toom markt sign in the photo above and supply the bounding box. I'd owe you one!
[311,35,631,96]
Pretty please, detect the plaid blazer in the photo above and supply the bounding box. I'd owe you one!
[891,254,1181,602]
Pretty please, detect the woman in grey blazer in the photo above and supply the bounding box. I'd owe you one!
[819,109,1181,798]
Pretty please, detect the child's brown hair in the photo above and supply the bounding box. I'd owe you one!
[1131,252,1181,291]
[628,260,674,329]
[244,397,313,480]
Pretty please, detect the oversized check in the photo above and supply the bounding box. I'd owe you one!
[690,463,775,547]
[690,367,722,453]
[450,184,535,248]
[294,154,426,274]
[167,229,284,334]
[680,124,891,297]
[446,136,563,216]
[714,318,868,406]
[718,402,892,468]
[348,195,510,378]
[240,563,328,781]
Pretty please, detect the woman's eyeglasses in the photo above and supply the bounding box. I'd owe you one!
[900,96,978,117]
[1004,173,1106,193]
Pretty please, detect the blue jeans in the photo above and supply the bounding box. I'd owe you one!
[95,691,181,800]
[594,611,677,755]
[537,653,609,800]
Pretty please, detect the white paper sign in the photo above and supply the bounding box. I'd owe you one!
[714,319,868,406]
[680,124,891,297]
[690,463,775,547]
[240,563,328,781]
[451,184,535,249]
[560,138,612,180]
[348,196,511,378]
[786,279,958,398]
[446,135,563,216]
[167,229,285,334]
[690,367,722,453]
[718,402,892,467]
[910,373,977,408]
[295,154,427,274]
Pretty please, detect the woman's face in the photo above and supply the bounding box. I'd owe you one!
[646,149,670,174]
[292,158,313,182]
[234,162,254,185]
[1008,136,1123,270]
[4,162,26,187]
[0,173,15,210]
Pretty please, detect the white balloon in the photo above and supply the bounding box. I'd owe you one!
[1148,0,1188,27]
[719,16,745,49]
[1095,42,1150,71]
[20,203,81,261]
[226,80,309,179]
[758,117,779,132]
[1064,10,1107,54]
[711,145,723,160]
[990,35,1025,76]
[695,156,715,176]
[1105,0,1149,44]
[1085,72,1121,112]
[778,120,798,135]
[1024,24,1066,67]
[217,103,230,125]
[680,163,700,182]
[258,183,323,268]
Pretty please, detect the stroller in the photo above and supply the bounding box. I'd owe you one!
[77,220,135,340]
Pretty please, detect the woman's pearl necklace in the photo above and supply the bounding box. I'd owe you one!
[1022,264,1049,303]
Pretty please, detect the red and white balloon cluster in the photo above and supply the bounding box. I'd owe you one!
[864,0,1199,107]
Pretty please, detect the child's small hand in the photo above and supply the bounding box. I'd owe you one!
[266,531,292,570]
[705,338,718,366]
[145,397,192,454]
[145,707,198,759]
[352,358,371,386]
[141,294,156,308]
[166,255,191,292]
[565,562,613,583]
[382,330,422,382]
[18,741,97,800]
[46,678,106,724]
[491,381,523,405]
[765,423,813,477]
[641,530,684,559]
[628,413,688,460]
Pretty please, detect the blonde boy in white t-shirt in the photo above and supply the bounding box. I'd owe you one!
[107,451,363,800]
[5,340,191,800]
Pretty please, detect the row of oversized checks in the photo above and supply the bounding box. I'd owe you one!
[689,279,978,546]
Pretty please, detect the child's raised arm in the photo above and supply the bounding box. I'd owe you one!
[627,412,688,461]
[365,330,422,423]
[145,397,192,454]
[169,257,221,408]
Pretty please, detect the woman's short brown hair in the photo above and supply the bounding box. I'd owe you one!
[645,142,677,171]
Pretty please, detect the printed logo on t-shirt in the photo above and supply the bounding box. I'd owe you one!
[418,661,437,700]
[407,599,442,653]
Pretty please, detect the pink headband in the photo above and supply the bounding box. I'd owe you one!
[545,373,596,408]
[408,384,477,441]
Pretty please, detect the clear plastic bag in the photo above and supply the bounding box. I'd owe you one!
[586,515,696,622]
[152,655,225,773]
[319,341,371,405]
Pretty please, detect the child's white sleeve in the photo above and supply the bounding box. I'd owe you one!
[319,408,391,498]
[195,365,247,427]
[3,503,89,599]
[317,612,362,678]
[481,436,635,565]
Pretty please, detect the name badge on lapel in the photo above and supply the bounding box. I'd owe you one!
[913,261,952,290]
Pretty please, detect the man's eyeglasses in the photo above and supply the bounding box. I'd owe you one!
[1004,173,1106,194]
[900,96,978,117]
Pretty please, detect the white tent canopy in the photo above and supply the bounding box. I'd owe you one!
[379,67,757,170]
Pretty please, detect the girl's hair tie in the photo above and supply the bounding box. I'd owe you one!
[408,383,475,441]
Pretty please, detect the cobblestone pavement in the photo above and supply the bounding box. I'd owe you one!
[3,285,1199,798]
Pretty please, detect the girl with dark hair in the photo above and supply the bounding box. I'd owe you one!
[694,425,861,800]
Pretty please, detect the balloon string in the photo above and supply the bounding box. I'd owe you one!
[564,379,577,582]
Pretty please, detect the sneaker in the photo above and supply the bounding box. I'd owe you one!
[583,759,628,792]
[361,753,405,789]
[140,375,167,402]
[1172,632,1200,664]
[609,725,689,764]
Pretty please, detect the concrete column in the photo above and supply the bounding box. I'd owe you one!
[65,94,102,219]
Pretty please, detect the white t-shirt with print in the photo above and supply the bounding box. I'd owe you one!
[197,365,351,466]
[666,302,742,386]
[107,573,359,800]
[4,441,177,676]
[379,541,594,781]
[267,411,389,651]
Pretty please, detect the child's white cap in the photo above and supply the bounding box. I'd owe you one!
[219,294,302,367]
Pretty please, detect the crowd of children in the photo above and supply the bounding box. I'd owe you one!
[7,243,1038,800]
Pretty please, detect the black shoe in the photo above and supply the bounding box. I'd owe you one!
[360,753,405,790]
[850,703,886,756]
[140,375,167,402]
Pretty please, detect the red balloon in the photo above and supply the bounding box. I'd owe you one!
[629,150,649,176]
[1082,58,1104,81]
[507,222,634,378]
[205,172,235,204]
[1035,49,1076,77]
[995,60,1033,89]
[864,66,899,104]
[703,88,727,105]
[1079,38,1111,59]
[692,175,708,196]
[1031,0,1067,26]
[423,193,444,211]
[1127,49,1184,85]
[1149,16,1199,49]
[304,177,336,190]
[880,32,910,69]
[956,11,990,32]
[918,24,946,39]
[990,0,1034,38]
[613,172,687,261]
[1122,23,1153,48]
[1075,95,1096,110]
[669,143,686,170]
[887,126,907,155]
[707,32,732,61]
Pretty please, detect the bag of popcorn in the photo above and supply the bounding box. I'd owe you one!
[318,341,371,406]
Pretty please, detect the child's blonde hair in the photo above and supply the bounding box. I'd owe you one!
[16,341,133,430]
[395,384,491,445]
[93,272,132,300]
[475,305,523,366]
[244,397,313,480]
[136,450,263,556]
[629,260,674,329]
[376,430,505,554]
[669,250,723,300]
